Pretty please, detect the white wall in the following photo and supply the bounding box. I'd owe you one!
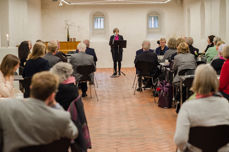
[183,0,229,52]
[41,0,184,68]
[0,0,9,47]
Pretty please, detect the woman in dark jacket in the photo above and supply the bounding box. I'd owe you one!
[18,41,32,74]
[205,35,215,52]
[109,28,124,76]
[50,62,79,110]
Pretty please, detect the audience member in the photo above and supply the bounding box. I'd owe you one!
[134,40,159,91]
[219,45,229,100]
[70,43,95,97]
[205,36,221,63]
[18,41,32,68]
[43,41,61,67]
[155,38,169,55]
[170,38,185,60]
[23,42,50,78]
[162,38,177,62]
[174,64,229,152]
[136,40,154,56]
[76,40,98,64]
[50,62,79,110]
[173,42,196,83]
[185,37,199,58]
[0,54,20,98]
[0,71,78,152]
[211,43,226,74]
[54,41,68,62]
[204,35,215,52]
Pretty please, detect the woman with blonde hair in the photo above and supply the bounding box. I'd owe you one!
[0,54,20,98]
[174,64,229,152]
[23,42,49,78]
[173,42,196,83]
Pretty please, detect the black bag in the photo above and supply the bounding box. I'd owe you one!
[158,81,173,108]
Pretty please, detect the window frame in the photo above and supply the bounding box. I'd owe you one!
[147,12,161,33]
[93,16,105,30]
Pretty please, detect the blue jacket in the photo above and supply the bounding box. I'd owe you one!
[155,46,169,55]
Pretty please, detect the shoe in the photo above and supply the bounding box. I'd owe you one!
[82,93,87,97]
[136,88,143,92]
[111,72,117,77]
[118,71,121,76]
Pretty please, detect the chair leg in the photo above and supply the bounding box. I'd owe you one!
[133,78,138,95]
[93,85,99,102]
[89,83,92,98]
[94,75,98,88]
[132,74,137,88]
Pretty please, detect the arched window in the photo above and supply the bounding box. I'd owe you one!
[93,12,105,30]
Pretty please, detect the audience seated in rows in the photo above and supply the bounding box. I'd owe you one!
[162,37,177,62]
[204,35,215,52]
[0,72,78,152]
[43,41,61,68]
[205,36,221,63]
[155,38,169,55]
[135,40,159,91]
[23,42,50,78]
[76,40,98,64]
[219,45,229,100]
[185,37,199,58]
[0,54,20,98]
[211,43,226,74]
[174,64,229,152]
[70,43,96,97]
[172,42,196,83]
[50,62,79,110]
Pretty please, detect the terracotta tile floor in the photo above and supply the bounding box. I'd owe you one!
[83,68,177,152]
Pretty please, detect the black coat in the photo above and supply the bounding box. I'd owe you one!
[211,58,225,75]
[22,57,50,78]
[189,45,199,58]
[109,35,124,62]
[55,83,79,111]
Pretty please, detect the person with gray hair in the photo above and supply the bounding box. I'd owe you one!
[50,62,79,110]
[76,40,98,64]
[211,44,226,74]
[206,36,222,63]
[185,37,199,58]
[70,42,95,97]
[43,41,61,67]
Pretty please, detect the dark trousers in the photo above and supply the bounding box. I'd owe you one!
[79,82,87,94]
[113,61,121,73]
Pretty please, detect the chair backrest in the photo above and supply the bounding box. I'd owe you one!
[19,138,71,152]
[188,125,229,152]
[76,65,95,81]
[22,77,32,98]
[135,61,155,76]
[178,69,195,76]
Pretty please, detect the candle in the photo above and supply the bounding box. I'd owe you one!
[6,34,9,41]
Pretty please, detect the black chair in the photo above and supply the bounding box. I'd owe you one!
[22,77,32,98]
[76,65,98,101]
[187,125,229,152]
[134,61,159,103]
[19,138,71,152]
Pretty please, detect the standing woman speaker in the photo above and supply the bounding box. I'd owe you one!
[109,28,124,76]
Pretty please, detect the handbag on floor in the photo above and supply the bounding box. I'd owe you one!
[158,81,173,108]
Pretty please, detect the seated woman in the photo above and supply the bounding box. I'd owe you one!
[173,42,196,83]
[50,62,79,110]
[219,45,229,100]
[18,41,32,72]
[204,35,215,52]
[162,37,177,62]
[23,42,49,78]
[0,54,20,98]
[205,36,221,63]
[211,43,226,74]
[174,64,229,152]
[22,42,49,97]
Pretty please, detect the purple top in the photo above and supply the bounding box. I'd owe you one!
[115,35,119,40]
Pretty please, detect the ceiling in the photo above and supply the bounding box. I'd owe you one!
[59,0,172,5]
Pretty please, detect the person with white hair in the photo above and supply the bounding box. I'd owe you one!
[211,43,226,74]
[50,62,79,110]
[70,42,95,97]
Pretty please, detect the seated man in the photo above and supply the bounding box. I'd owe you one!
[0,72,78,152]
[70,43,95,97]
[43,41,61,67]
[76,40,98,64]
[134,40,159,91]
[185,37,199,58]
[136,41,154,56]
[155,38,169,55]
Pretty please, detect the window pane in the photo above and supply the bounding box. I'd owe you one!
[94,17,104,29]
[148,16,159,29]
